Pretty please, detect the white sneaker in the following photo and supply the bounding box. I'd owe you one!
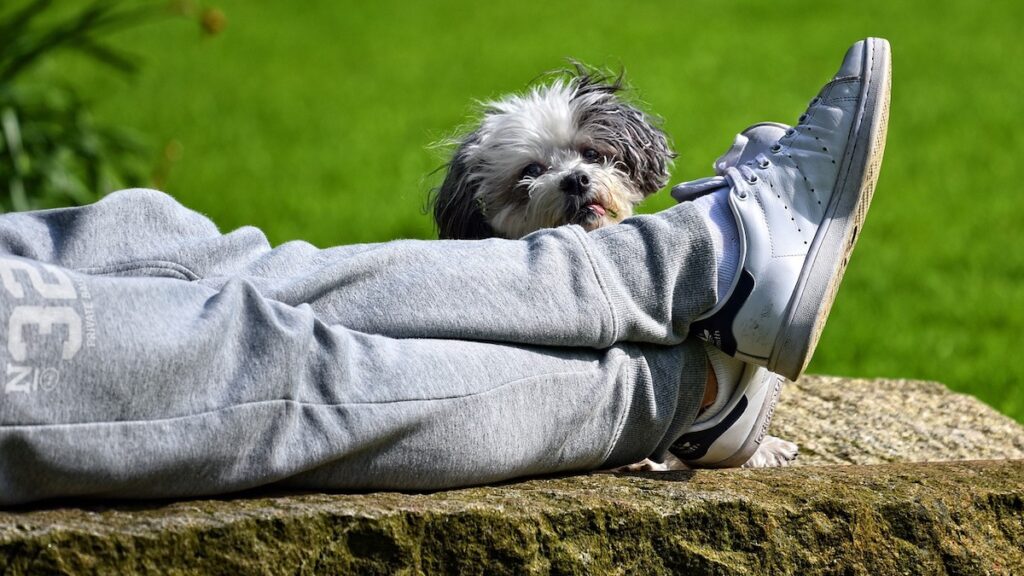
[674,38,892,380]
[670,363,785,468]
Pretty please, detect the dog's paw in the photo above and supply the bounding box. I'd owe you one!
[602,453,690,473]
[741,436,799,468]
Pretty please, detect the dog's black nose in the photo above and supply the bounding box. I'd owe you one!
[560,172,590,196]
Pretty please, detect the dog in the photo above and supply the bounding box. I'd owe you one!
[431,65,673,239]
[431,65,797,470]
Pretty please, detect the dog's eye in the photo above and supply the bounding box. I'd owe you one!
[521,163,545,179]
[582,148,601,162]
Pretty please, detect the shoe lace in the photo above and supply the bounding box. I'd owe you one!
[735,163,758,184]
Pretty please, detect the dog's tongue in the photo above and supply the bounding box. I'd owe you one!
[586,203,606,217]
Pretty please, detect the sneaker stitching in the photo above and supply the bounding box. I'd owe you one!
[781,61,862,257]
[750,180,777,257]
[822,77,860,94]
[765,168,810,258]
[827,96,861,103]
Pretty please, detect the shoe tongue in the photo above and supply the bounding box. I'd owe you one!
[713,123,790,175]
[671,176,729,203]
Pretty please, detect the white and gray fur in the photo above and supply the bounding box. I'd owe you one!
[432,67,675,239]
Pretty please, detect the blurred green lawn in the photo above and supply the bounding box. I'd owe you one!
[43,0,1024,421]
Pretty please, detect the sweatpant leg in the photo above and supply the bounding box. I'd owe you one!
[0,256,706,505]
[0,189,719,348]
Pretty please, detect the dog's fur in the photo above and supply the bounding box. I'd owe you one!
[431,66,797,470]
[431,66,674,239]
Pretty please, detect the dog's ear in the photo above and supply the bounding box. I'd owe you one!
[568,65,676,196]
[430,132,495,240]
[610,103,675,196]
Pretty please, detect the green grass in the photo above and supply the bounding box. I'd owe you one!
[36,0,1024,421]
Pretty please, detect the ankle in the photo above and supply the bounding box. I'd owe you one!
[701,360,718,413]
[695,344,744,424]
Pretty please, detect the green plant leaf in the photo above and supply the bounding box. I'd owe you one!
[0,0,212,211]
[9,177,30,212]
[1,108,24,158]
[73,36,141,75]
[0,1,167,83]
[0,0,53,46]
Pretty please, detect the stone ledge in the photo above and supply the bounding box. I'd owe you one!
[771,376,1024,465]
[2,461,1022,575]
[2,377,1023,575]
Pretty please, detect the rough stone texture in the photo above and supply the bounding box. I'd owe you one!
[771,376,1024,465]
[1,462,1022,575]
[1,377,1023,575]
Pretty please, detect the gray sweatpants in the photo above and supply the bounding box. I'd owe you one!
[0,189,716,505]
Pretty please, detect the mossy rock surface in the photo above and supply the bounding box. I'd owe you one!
[2,461,1022,575]
[2,377,1023,575]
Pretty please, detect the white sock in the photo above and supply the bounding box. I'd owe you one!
[690,188,740,302]
[695,344,745,424]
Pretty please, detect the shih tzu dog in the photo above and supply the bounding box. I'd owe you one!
[431,65,674,239]
[431,65,797,471]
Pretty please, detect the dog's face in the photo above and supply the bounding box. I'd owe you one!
[432,69,675,239]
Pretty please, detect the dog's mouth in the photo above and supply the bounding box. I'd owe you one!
[565,196,602,224]
[584,202,606,218]
[567,199,615,229]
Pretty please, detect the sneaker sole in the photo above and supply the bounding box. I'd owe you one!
[769,38,892,381]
